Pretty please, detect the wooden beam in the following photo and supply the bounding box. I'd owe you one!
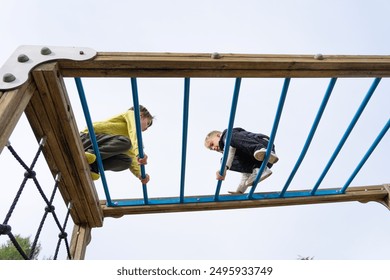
[25,62,103,228]
[69,224,91,260]
[100,185,389,217]
[59,52,390,78]
[379,184,390,210]
[0,81,34,154]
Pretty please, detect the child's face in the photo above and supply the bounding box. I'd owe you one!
[140,116,152,131]
[206,134,221,152]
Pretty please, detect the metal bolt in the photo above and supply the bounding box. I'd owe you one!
[39,136,47,146]
[3,73,16,83]
[17,54,30,63]
[79,50,85,55]
[314,53,324,60]
[211,52,221,59]
[41,47,52,55]
[55,172,62,182]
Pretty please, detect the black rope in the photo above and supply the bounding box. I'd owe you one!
[3,139,45,224]
[7,232,30,260]
[54,203,72,260]
[2,139,72,260]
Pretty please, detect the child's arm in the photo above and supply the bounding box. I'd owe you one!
[216,146,236,180]
[226,146,236,170]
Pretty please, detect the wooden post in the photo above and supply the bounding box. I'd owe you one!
[25,62,104,228]
[69,224,91,260]
[0,81,35,154]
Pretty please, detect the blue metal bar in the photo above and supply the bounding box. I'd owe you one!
[248,78,291,198]
[180,78,191,202]
[311,77,381,195]
[74,78,113,206]
[112,188,343,207]
[340,118,389,193]
[130,78,149,204]
[280,78,337,197]
[214,78,242,201]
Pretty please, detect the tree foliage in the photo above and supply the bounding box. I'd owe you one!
[0,235,41,260]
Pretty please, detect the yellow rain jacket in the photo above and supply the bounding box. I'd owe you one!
[82,110,141,178]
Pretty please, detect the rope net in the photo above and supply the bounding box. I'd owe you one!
[0,137,72,260]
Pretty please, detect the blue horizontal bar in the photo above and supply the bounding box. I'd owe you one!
[110,188,342,207]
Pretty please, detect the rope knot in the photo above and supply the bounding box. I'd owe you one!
[45,205,55,213]
[24,170,36,178]
[0,224,12,235]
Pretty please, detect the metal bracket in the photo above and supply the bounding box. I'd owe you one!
[0,45,97,91]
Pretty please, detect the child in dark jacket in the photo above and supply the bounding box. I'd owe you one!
[205,128,278,194]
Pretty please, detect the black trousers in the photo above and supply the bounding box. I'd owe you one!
[80,133,132,172]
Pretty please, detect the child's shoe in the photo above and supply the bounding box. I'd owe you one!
[90,162,100,181]
[228,184,247,195]
[228,173,250,194]
[85,152,96,164]
[90,171,100,181]
[254,148,279,164]
[246,167,272,185]
[228,167,272,194]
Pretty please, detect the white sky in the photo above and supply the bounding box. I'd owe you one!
[0,0,389,260]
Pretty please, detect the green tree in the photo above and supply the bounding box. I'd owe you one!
[0,235,41,260]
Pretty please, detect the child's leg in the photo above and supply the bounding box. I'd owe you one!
[228,167,272,194]
[99,154,132,171]
[253,148,279,164]
[228,173,250,194]
[80,133,132,179]
[81,133,132,160]
[246,167,272,186]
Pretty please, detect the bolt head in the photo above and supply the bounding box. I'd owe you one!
[211,52,221,59]
[17,54,30,63]
[41,47,52,55]
[3,73,16,83]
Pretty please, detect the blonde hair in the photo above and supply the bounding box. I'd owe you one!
[204,130,221,148]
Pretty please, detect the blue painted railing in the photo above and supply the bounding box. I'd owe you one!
[73,77,387,208]
[130,78,149,204]
[74,77,113,206]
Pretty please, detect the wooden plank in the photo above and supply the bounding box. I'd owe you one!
[0,81,34,154]
[381,184,390,210]
[26,62,103,227]
[69,224,91,260]
[100,185,389,217]
[59,52,390,78]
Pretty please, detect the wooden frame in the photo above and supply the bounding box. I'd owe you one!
[59,52,390,78]
[100,185,390,217]
[1,51,389,259]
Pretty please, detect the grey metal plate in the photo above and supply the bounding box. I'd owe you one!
[0,45,96,90]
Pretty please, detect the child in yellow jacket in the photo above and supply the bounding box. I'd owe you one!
[80,105,154,184]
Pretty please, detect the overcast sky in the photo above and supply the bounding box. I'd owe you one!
[1,0,389,260]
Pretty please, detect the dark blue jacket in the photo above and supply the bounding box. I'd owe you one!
[219,127,275,173]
